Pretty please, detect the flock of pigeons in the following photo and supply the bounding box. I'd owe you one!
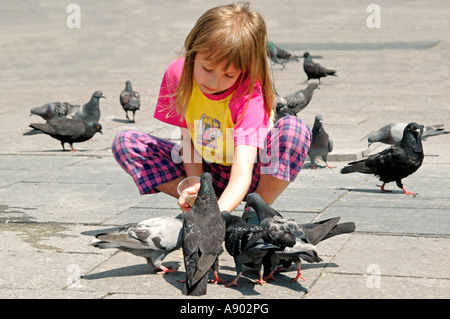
[24,81,141,151]
[268,40,448,195]
[23,41,448,296]
[91,172,356,296]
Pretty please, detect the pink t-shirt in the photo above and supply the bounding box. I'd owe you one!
[154,58,270,164]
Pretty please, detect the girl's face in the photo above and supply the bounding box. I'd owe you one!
[193,52,242,95]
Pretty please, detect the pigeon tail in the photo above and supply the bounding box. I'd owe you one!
[340,159,372,174]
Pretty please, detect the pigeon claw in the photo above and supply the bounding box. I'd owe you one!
[225,278,240,288]
[263,271,277,281]
[377,184,392,193]
[255,278,266,286]
[156,266,177,275]
[209,270,229,285]
[290,273,307,282]
[402,188,417,196]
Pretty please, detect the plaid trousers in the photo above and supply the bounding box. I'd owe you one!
[111,115,311,197]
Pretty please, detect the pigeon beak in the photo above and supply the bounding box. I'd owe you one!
[101,95,106,99]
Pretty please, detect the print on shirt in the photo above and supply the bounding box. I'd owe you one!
[196,113,223,149]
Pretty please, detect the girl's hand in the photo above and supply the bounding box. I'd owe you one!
[177,183,200,212]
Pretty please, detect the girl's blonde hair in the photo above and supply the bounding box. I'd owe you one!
[176,2,274,122]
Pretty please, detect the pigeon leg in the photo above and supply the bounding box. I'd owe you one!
[377,183,392,193]
[68,143,77,152]
[325,162,336,169]
[402,188,417,196]
[125,111,129,121]
[225,273,242,287]
[263,270,278,281]
[156,265,177,275]
[209,270,229,285]
[255,269,266,285]
[290,262,306,282]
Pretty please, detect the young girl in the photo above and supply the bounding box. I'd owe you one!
[112,2,311,213]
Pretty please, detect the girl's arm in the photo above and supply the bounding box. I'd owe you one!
[218,144,257,213]
[178,127,202,211]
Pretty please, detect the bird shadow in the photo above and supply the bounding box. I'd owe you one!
[337,187,404,195]
[82,262,182,280]
[112,118,135,124]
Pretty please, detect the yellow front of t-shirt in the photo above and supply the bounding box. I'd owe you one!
[185,83,235,166]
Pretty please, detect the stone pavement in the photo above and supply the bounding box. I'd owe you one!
[0,0,449,300]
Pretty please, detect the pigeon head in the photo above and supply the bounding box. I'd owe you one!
[125,80,133,91]
[303,52,311,59]
[92,90,106,100]
[368,135,376,147]
[191,172,219,213]
[91,122,103,134]
[403,122,422,143]
[307,83,320,91]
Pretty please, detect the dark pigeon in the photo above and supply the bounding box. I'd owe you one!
[308,115,335,169]
[120,80,141,122]
[274,83,319,123]
[341,122,424,195]
[267,40,300,70]
[72,90,105,124]
[90,213,186,274]
[27,118,102,151]
[245,193,296,250]
[303,52,337,83]
[263,217,356,282]
[182,172,226,296]
[30,102,79,122]
[368,122,449,146]
[222,211,278,287]
[245,193,355,282]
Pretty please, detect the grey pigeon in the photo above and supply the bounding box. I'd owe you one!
[222,211,278,287]
[27,118,102,151]
[263,217,355,282]
[303,52,337,83]
[308,115,335,169]
[341,123,424,195]
[72,90,105,124]
[368,123,449,146]
[120,80,141,122]
[182,172,226,296]
[90,213,186,274]
[267,40,300,70]
[274,83,319,123]
[30,102,79,121]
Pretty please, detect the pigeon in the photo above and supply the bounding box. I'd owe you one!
[308,115,335,169]
[341,122,424,195]
[267,40,300,70]
[368,123,449,146]
[245,193,356,282]
[182,172,226,296]
[90,213,186,274]
[30,102,79,122]
[245,193,296,250]
[222,211,278,287]
[27,118,102,151]
[263,217,356,282]
[72,90,105,124]
[120,80,141,122]
[274,83,319,123]
[303,52,337,83]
